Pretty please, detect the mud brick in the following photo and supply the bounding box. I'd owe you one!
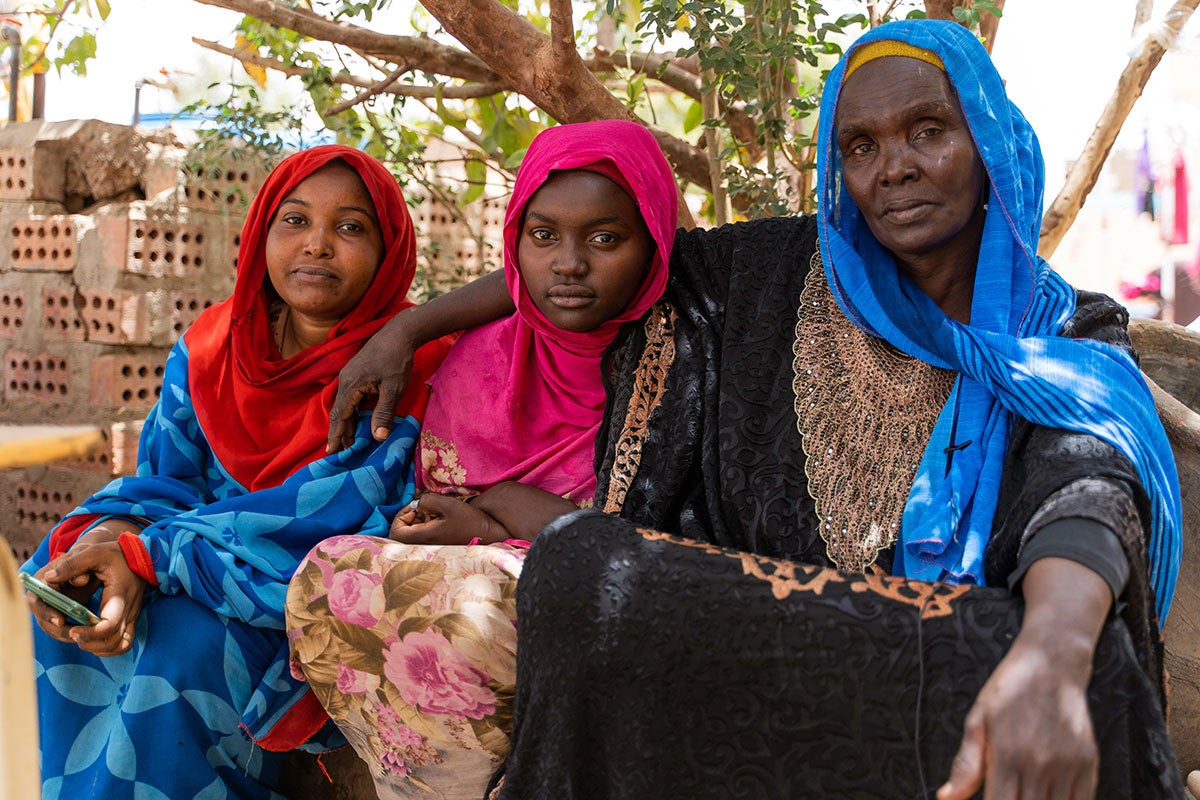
[9,216,78,271]
[5,351,71,402]
[78,288,151,345]
[14,480,78,533]
[41,288,85,341]
[126,219,206,278]
[168,291,217,342]
[0,290,26,337]
[89,353,164,409]
[0,147,32,199]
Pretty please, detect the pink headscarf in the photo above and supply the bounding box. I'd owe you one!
[417,120,678,503]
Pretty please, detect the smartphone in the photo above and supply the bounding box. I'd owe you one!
[19,572,100,626]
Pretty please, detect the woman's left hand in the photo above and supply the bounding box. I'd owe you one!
[938,557,1110,800]
[390,493,510,546]
[37,541,148,658]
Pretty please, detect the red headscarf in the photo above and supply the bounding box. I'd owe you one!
[417,121,678,503]
[185,145,447,491]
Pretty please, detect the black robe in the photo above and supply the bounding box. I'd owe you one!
[494,217,1183,799]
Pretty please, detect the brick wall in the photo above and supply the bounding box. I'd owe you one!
[0,121,496,563]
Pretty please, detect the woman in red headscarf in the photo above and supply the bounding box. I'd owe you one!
[285,120,678,800]
[22,145,450,800]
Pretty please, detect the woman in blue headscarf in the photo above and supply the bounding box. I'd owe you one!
[323,19,1185,799]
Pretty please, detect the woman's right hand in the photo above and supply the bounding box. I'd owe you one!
[28,538,147,657]
[328,310,418,452]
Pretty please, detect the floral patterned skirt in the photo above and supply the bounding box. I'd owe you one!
[285,535,526,800]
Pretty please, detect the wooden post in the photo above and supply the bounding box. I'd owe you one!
[1038,0,1200,259]
[0,537,41,798]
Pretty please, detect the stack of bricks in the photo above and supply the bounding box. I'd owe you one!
[0,120,255,561]
[1,121,504,564]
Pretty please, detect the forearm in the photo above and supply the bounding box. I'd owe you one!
[470,481,579,541]
[1018,557,1112,677]
[396,270,513,344]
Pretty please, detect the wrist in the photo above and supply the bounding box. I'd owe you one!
[1014,614,1096,684]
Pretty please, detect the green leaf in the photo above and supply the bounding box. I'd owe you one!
[434,88,469,130]
[56,32,97,77]
[94,0,112,20]
[502,148,527,171]
[683,100,704,133]
[461,158,487,205]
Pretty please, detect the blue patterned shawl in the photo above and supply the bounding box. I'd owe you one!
[816,20,1182,619]
[52,338,417,741]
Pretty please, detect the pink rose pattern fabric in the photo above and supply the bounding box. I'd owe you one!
[285,535,524,799]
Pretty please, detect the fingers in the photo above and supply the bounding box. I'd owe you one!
[328,383,375,453]
[938,709,986,800]
[72,588,137,657]
[371,380,400,442]
[26,593,77,643]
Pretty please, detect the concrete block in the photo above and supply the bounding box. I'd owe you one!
[41,288,85,342]
[9,216,79,272]
[5,351,71,402]
[0,290,26,338]
[89,353,164,409]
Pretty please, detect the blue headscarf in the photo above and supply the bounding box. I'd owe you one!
[816,20,1182,620]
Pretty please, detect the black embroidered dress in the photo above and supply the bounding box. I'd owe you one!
[493,217,1183,800]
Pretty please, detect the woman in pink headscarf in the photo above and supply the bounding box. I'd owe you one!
[284,119,677,799]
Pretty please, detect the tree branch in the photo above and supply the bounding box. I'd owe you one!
[193,0,713,189]
[596,48,759,150]
[1038,0,1200,258]
[418,0,712,189]
[192,0,501,82]
[548,0,576,66]
[1133,0,1155,33]
[324,63,410,115]
[193,37,506,99]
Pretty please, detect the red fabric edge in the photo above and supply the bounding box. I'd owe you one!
[240,689,330,752]
[47,515,99,560]
[118,532,157,585]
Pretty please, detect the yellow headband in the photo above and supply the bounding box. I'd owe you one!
[844,40,945,81]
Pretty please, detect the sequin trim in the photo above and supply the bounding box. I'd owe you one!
[792,254,955,572]
[604,302,677,514]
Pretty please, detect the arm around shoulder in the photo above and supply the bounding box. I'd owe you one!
[328,270,515,451]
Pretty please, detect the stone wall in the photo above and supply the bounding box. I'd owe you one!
[0,120,495,564]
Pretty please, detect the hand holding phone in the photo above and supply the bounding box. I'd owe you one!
[20,571,100,626]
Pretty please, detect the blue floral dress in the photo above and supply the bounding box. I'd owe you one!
[24,339,420,799]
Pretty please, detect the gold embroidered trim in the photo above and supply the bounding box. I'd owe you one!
[603,302,678,514]
[792,253,955,572]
